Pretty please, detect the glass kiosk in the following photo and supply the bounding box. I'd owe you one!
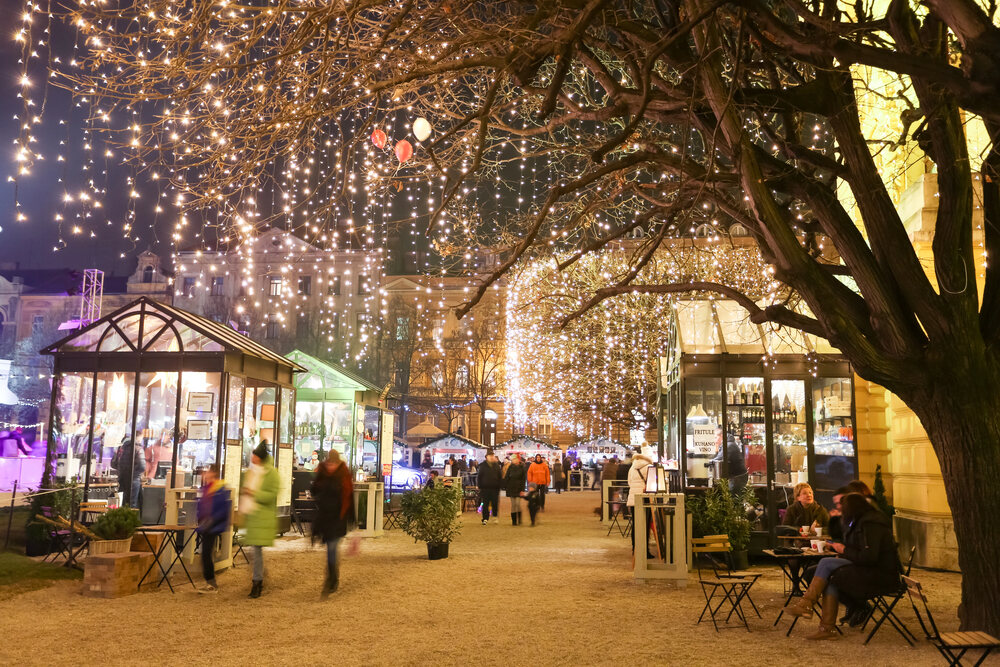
[657,300,858,548]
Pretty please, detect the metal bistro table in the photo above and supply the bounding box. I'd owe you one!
[764,548,843,637]
[136,525,197,593]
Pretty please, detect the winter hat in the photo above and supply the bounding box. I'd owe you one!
[253,441,270,461]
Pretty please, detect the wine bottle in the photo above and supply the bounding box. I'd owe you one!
[727,384,734,404]
[740,383,747,405]
[751,386,759,405]
[791,406,798,423]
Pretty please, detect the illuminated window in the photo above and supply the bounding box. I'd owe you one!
[268,276,282,296]
[327,276,341,296]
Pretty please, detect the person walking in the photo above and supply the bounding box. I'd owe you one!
[551,458,565,494]
[627,449,654,556]
[477,449,502,525]
[240,441,279,599]
[312,450,354,598]
[196,464,231,593]
[527,454,551,511]
[502,453,527,525]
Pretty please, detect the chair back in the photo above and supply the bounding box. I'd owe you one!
[691,534,730,576]
[903,575,940,641]
[903,545,916,576]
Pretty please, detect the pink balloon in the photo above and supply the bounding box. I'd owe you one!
[371,128,387,149]
[395,139,413,163]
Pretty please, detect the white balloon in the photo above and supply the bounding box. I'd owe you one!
[413,117,432,142]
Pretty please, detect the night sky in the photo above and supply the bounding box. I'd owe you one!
[1,0,150,273]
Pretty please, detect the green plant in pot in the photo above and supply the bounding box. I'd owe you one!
[92,507,142,541]
[399,484,462,560]
[689,482,756,570]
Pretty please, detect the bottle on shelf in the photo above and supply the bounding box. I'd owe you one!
[727,383,734,405]
[740,383,748,405]
[791,405,798,423]
[751,385,759,405]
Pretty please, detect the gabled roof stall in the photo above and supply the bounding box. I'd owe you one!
[41,297,304,518]
[286,349,393,477]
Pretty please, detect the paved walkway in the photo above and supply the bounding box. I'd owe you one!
[0,491,965,665]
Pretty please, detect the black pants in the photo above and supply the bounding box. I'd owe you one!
[538,485,547,509]
[480,488,500,521]
[201,532,218,583]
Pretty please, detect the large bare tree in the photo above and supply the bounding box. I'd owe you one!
[21,0,1000,631]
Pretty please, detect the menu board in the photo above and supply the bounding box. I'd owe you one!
[691,425,717,454]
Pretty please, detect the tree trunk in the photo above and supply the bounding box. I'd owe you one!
[905,377,1000,636]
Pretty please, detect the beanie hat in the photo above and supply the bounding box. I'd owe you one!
[253,441,270,461]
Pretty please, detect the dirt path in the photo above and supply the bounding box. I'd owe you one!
[0,491,963,666]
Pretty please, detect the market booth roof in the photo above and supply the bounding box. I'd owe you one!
[41,296,305,379]
[285,349,381,397]
[496,435,561,452]
[418,433,486,450]
[405,420,446,439]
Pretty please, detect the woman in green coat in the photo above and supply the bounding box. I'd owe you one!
[240,442,280,598]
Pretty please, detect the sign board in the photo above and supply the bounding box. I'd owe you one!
[382,463,392,477]
[691,424,717,455]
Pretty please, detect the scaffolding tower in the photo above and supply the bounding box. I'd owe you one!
[80,269,104,328]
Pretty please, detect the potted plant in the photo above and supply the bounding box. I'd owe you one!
[689,482,755,570]
[90,507,142,554]
[399,484,462,560]
[25,483,76,557]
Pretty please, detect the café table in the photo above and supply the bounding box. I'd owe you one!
[136,525,197,593]
[763,548,843,637]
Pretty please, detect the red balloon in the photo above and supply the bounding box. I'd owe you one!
[395,139,413,163]
[371,128,387,149]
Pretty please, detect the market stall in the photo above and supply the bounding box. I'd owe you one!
[495,435,561,463]
[568,437,630,465]
[285,349,393,478]
[40,297,304,558]
[417,433,487,469]
[657,299,858,549]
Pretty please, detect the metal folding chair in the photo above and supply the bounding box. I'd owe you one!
[904,575,1000,666]
[692,535,754,632]
[860,546,918,645]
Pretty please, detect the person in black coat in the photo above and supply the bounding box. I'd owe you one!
[113,438,145,508]
[477,450,503,525]
[785,493,901,640]
[502,454,527,525]
[311,450,355,598]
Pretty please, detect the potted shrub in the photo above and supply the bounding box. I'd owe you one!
[90,507,142,554]
[399,484,462,560]
[689,482,755,570]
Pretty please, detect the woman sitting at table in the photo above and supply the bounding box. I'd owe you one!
[783,493,902,640]
[783,482,830,533]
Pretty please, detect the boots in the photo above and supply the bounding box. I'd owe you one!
[511,512,518,526]
[806,594,840,640]
[321,565,339,599]
[783,576,826,618]
[249,580,262,599]
[517,511,523,526]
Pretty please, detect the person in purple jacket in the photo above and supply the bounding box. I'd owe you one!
[196,464,232,593]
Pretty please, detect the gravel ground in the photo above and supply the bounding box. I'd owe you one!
[0,491,979,666]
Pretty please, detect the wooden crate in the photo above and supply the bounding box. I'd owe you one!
[82,552,156,598]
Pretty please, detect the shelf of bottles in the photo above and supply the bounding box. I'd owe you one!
[725,378,766,485]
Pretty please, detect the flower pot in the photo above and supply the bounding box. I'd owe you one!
[426,542,449,560]
[731,549,749,571]
[89,537,133,555]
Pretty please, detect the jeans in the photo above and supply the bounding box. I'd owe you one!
[200,532,218,583]
[480,488,500,521]
[815,556,850,598]
[326,537,341,577]
[251,545,264,582]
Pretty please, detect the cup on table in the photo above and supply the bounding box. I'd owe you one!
[814,526,824,536]
[800,525,811,537]
[810,539,825,552]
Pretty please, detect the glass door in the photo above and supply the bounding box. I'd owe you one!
[811,377,857,506]
[769,379,807,528]
[724,376,763,486]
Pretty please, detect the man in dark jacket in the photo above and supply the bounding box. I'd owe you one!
[113,438,145,508]
[196,464,232,592]
[477,450,502,525]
